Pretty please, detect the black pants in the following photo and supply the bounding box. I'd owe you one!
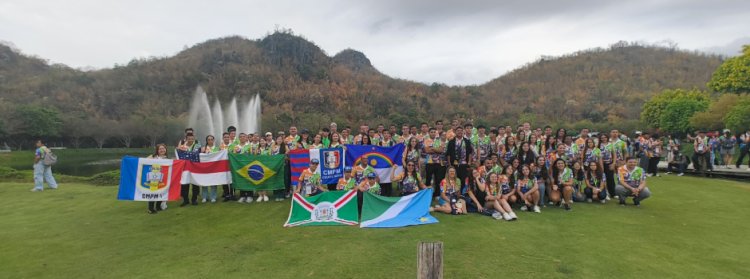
[736,145,750,168]
[240,190,254,198]
[603,163,616,197]
[148,201,164,212]
[181,184,199,203]
[456,164,469,187]
[222,184,235,199]
[647,157,660,175]
[381,183,392,197]
[284,160,292,195]
[425,163,446,188]
[327,184,337,191]
[667,162,686,173]
[357,191,364,215]
[692,152,712,171]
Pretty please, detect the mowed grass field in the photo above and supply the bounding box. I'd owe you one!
[1,175,749,278]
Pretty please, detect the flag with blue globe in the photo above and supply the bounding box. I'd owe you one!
[229,153,285,190]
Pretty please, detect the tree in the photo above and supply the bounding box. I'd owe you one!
[708,45,750,94]
[115,118,139,148]
[83,118,115,149]
[641,89,710,129]
[6,106,62,149]
[659,98,709,134]
[689,94,743,131]
[62,115,88,149]
[724,98,750,133]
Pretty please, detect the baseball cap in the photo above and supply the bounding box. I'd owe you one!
[310,158,320,164]
[367,172,377,178]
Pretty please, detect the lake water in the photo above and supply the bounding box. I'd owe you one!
[1,148,153,177]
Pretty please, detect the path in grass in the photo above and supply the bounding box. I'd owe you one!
[1,176,749,278]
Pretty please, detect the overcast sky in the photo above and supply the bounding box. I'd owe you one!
[1,0,749,85]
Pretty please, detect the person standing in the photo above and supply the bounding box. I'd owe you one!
[31,139,58,192]
[446,126,473,186]
[735,129,750,170]
[146,144,169,214]
[719,129,736,169]
[178,133,202,206]
[200,135,219,203]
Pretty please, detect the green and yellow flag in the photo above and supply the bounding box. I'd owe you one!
[229,153,285,191]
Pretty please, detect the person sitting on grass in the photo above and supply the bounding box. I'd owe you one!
[499,165,517,207]
[516,165,541,213]
[584,161,607,203]
[432,167,466,215]
[551,158,574,211]
[616,157,652,206]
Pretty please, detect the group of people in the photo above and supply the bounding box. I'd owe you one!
[155,120,669,220]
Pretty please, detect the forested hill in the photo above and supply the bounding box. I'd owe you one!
[0,31,723,148]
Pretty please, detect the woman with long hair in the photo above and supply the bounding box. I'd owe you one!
[531,156,550,207]
[200,135,219,204]
[517,141,536,166]
[584,161,607,203]
[499,165,517,206]
[432,167,466,215]
[404,137,421,169]
[599,133,616,200]
[500,136,518,167]
[516,165,541,213]
[391,162,425,196]
[581,138,602,172]
[551,158,574,211]
[146,143,169,214]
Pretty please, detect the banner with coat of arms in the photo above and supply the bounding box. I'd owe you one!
[284,190,359,227]
[117,156,185,201]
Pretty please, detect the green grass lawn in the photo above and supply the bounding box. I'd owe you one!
[1,176,749,278]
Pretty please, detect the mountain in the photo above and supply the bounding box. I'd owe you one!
[0,32,724,148]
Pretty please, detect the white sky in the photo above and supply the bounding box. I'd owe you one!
[1,0,748,85]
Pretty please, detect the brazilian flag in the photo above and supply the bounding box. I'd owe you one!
[229,153,285,190]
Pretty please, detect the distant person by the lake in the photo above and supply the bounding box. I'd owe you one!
[31,139,57,192]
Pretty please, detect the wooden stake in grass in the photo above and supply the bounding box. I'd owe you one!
[417,242,443,279]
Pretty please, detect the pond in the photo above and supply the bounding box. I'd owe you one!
[0,148,154,177]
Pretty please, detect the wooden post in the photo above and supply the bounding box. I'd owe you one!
[417,242,443,279]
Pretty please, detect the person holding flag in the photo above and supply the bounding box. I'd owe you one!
[337,166,356,190]
[352,156,377,185]
[391,162,425,196]
[356,172,381,213]
[200,135,219,203]
[178,132,201,206]
[146,144,169,214]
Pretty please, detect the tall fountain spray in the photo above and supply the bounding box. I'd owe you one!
[187,86,261,141]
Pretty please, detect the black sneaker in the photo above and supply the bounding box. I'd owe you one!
[148,209,157,214]
[191,201,199,206]
[180,201,189,207]
[564,203,571,211]
[633,198,640,207]
[619,199,626,206]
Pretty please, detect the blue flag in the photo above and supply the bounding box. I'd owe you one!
[345,144,404,183]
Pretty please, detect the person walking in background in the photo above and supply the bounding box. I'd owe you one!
[692,131,712,172]
[31,139,58,192]
[709,131,722,167]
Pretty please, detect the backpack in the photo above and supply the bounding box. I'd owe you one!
[42,148,58,166]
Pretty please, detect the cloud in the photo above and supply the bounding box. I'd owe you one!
[0,0,748,85]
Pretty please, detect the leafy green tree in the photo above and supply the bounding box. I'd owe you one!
[708,45,750,93]
[689,94,744,131]
[641,89,710,128]
[659,98,709,134]
[724,98,750,133]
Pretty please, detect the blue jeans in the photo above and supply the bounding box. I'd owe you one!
[33,162,57,190]
[537,182,546,206]
[201,186,217,200]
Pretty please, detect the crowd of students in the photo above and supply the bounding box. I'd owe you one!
[146,120,750,217]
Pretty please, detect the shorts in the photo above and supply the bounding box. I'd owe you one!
[720,148,735,155]
[520,187,530,194]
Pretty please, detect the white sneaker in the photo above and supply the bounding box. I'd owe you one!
[586,198,593,203]
[30,188,42,192]
[246,197,253,204]
[256,196,263,202]
[600,199,606,204]
[201,198,207,203]
[533,206,541,213]
[509,212,518,220]
[161,202,168,210]
[520,205,528,211]
[678,173,684,176]
[502,213,512,221]
[238,197,246,203]
[606,196,611,201]
[263,196,269,202]
[211,199,216,203]
[548,201,554,205]
[492,212,502,220]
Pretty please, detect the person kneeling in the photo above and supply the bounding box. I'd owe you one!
[616,157,652,206]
